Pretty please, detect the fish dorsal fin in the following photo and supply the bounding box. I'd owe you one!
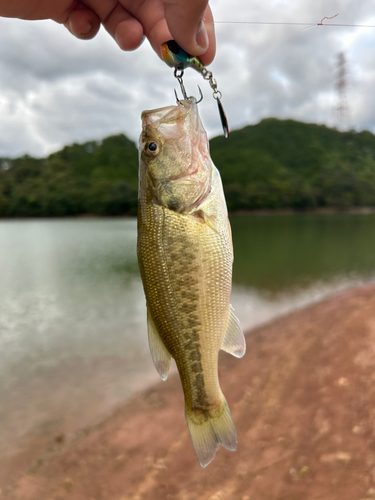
[221,305,246,358]
[147,309,171,380]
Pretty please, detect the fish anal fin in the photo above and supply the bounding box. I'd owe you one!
[221,304,246,358]
[147,309,171,381]
[185,397,237,468]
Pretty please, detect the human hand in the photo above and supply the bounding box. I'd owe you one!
[0,0,216,65]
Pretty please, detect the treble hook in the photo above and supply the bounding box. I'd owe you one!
[173,67,203,103]
[162,40,229,138]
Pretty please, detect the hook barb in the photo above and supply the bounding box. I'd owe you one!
[196,86,203,103]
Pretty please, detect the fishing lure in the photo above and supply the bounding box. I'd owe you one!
[161,40,229,138]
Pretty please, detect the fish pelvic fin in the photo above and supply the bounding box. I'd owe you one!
[221,304,246,358]
[185,397,237,468]
[147,309,171,381]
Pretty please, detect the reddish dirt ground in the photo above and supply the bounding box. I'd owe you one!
[3,285,375,500]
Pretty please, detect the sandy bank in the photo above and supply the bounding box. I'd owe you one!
[3,284,375,499]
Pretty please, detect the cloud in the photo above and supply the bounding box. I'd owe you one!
[1,0,375,158]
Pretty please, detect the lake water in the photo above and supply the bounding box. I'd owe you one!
[1,215,375,461]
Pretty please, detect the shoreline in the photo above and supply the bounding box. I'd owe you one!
[3,284,375,499]
[1,206,375,221]
[231,206,375,216]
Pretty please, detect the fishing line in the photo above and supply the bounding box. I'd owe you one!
[214,14,375,29]
[214,22,375,28]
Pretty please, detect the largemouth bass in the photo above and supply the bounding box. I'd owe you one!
[137,98,245,468]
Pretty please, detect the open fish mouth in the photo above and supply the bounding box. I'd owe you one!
[141,98,198,137]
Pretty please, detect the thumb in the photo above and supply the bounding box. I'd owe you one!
[163,0,215,62]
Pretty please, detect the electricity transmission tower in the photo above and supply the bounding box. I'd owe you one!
[332,52,350,130]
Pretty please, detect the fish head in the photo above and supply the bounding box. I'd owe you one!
[139,99,212,213]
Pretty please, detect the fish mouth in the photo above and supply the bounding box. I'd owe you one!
[141,99,195,128]
[140,100,200,149]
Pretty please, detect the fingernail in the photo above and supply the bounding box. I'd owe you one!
[81,22,92,35]
[195,21,208,50]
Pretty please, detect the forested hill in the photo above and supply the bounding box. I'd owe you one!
[0,135,139,217]
[210,119,375,211]
[1,118,375,217]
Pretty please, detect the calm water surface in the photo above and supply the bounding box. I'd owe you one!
[1,215,375,458]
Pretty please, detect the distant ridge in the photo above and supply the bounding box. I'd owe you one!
[1,119,375,217]
[210,118,375,211]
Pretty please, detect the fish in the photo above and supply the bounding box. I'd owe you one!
[137,97,245,468]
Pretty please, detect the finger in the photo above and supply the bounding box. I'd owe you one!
[193,6,215,66]
[139,1,215,66]
[163,0,209,55]
[103,3,144,51]
[64,6,101,40]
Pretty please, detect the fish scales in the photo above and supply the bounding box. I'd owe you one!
[139,194,231,409]
[137,98,245,467]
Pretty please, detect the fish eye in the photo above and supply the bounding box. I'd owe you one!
[145,141,160,157]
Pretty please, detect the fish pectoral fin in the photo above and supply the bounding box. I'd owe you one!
[221,305,246,358]
[192,209,219,233]
[147,309,171,381]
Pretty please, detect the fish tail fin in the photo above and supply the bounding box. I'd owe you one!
[185,397,237,468]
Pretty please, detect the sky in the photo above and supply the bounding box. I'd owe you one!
[1,0,375,158]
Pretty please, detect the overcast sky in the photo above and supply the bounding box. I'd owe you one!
[1,0,375,158]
